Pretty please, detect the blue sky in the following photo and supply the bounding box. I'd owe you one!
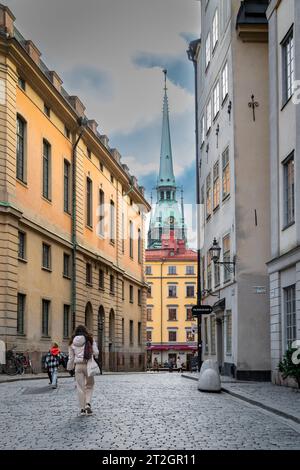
[6,0,200,243]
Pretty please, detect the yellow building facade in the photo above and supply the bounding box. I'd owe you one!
[0,5,150,371]
[145,245,197,369]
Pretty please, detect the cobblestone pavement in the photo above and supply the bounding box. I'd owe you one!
[183,372,300,422]
[0,373,299,450]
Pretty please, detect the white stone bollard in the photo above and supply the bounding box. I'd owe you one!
[198,359,221,392]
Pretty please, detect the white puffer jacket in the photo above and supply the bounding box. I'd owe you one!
[67,335,99,369]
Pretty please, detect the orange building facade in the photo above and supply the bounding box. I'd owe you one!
[0,5,150,371]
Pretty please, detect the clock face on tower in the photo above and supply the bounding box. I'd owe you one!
[168,216,175,225]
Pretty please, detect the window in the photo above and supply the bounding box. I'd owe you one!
[147,285,152,298]
[129,220,134,258]
[86,177,93,227]
[42,299,50,336]
[284,285,296,348]
[110,174,114,184]
[204,317,209,354]
[146,330,152,342]
[205,33,211,69]
[121,212,125,253]
[18,77,26,90]
[226,311,232,354]
[282,28,294,104]
[186,285,195,298]
[223,234,231,283]
[63,305,70,338]
[138,322,142,346]
[210,316,216,354]
[207,251,212,290]
[99,269,104,289]
[147,307,152,321]
[63,253,71,278]
[64,126,70,139]
[129,285,134,303]
[168,285,177,298]
[169,331,177,342]
[186,307,193,321]
[213,161,220,209]
[213,82,220,118]
[110,275,115,294]
[212,9,219,50]
[110,200,115,243]
[206,100,212,133]
[44,104,50,117]
[168,308,177,321]
[17,293,25,335]
[138,289,142,306]
[86,263,92,285]
[98,190,105,236]
[122,280,125,300]
[145,266,152,275]
[222,63,228,102]
[206,173,212,218]
[18,231,26,260]
[186,330,195,342]
[222,148,230,199]
[160,191,164,200]
[121,318,125,345]
[283,153,295,227]
[64,160,71,213]
[202,256,206,291]
[186,266,194,275]
[201,185,205,208]
[42,243,51,270]
[87,148,91,159]
[201,115,205,145]
[100,161,104,172]
[16,115,26,183]
[138,229,142,263]
[130,320,134,345]
[168,266,177,275]
[42,140,51,200]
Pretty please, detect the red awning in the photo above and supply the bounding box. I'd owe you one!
[148,344,197,351]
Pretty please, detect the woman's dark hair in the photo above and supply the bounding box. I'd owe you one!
[69,324,93,345]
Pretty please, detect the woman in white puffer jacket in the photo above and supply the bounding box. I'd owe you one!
[67,325,99,416]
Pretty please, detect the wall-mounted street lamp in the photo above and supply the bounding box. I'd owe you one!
[209,238,236,276]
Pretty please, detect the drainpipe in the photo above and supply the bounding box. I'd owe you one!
[71,117,88,328]
[160,258,166,365]
[187,39,202,372]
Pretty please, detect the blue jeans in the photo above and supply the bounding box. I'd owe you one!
[51,369,58,387]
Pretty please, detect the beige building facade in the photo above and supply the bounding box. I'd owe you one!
[0,5,150,371]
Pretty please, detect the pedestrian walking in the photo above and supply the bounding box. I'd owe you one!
[0,340,5,374]
[67,325,99,416]
[177,356,182,373]
[45,342,61,389]
[153,357,159,372]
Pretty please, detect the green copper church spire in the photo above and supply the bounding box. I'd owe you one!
[158,70,176,187]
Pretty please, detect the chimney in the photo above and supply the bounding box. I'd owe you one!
[122,164,130,175]
[88,119,98,134]
[49,71,63,92]
[24,40,41,65]
[139,186,145,196]
[68,95,86,117]
[131,175,138,188]
[100,135,109,148]
[110,148,121,164]
[0,4,15,37]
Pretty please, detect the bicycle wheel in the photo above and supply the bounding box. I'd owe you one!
[4,358,18,375]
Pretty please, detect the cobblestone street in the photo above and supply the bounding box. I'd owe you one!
[0,373,299,450]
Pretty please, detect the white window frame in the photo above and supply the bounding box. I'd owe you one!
[222,62,229,102]
[212,9,219,51]
[213,82,220,118]
[205,33,211,69]
[206,100,212,133]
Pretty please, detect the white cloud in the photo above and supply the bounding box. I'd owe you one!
[6,0,200,137]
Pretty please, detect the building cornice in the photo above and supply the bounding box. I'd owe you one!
[266,0,282,21]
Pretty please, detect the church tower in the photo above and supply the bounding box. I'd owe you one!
[148,70,186,249]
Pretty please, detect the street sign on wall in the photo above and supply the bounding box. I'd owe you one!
[192,305,213,316]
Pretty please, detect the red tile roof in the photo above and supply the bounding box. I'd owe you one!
[146,248,197,261]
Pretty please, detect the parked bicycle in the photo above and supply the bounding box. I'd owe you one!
[3,347,23,375]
